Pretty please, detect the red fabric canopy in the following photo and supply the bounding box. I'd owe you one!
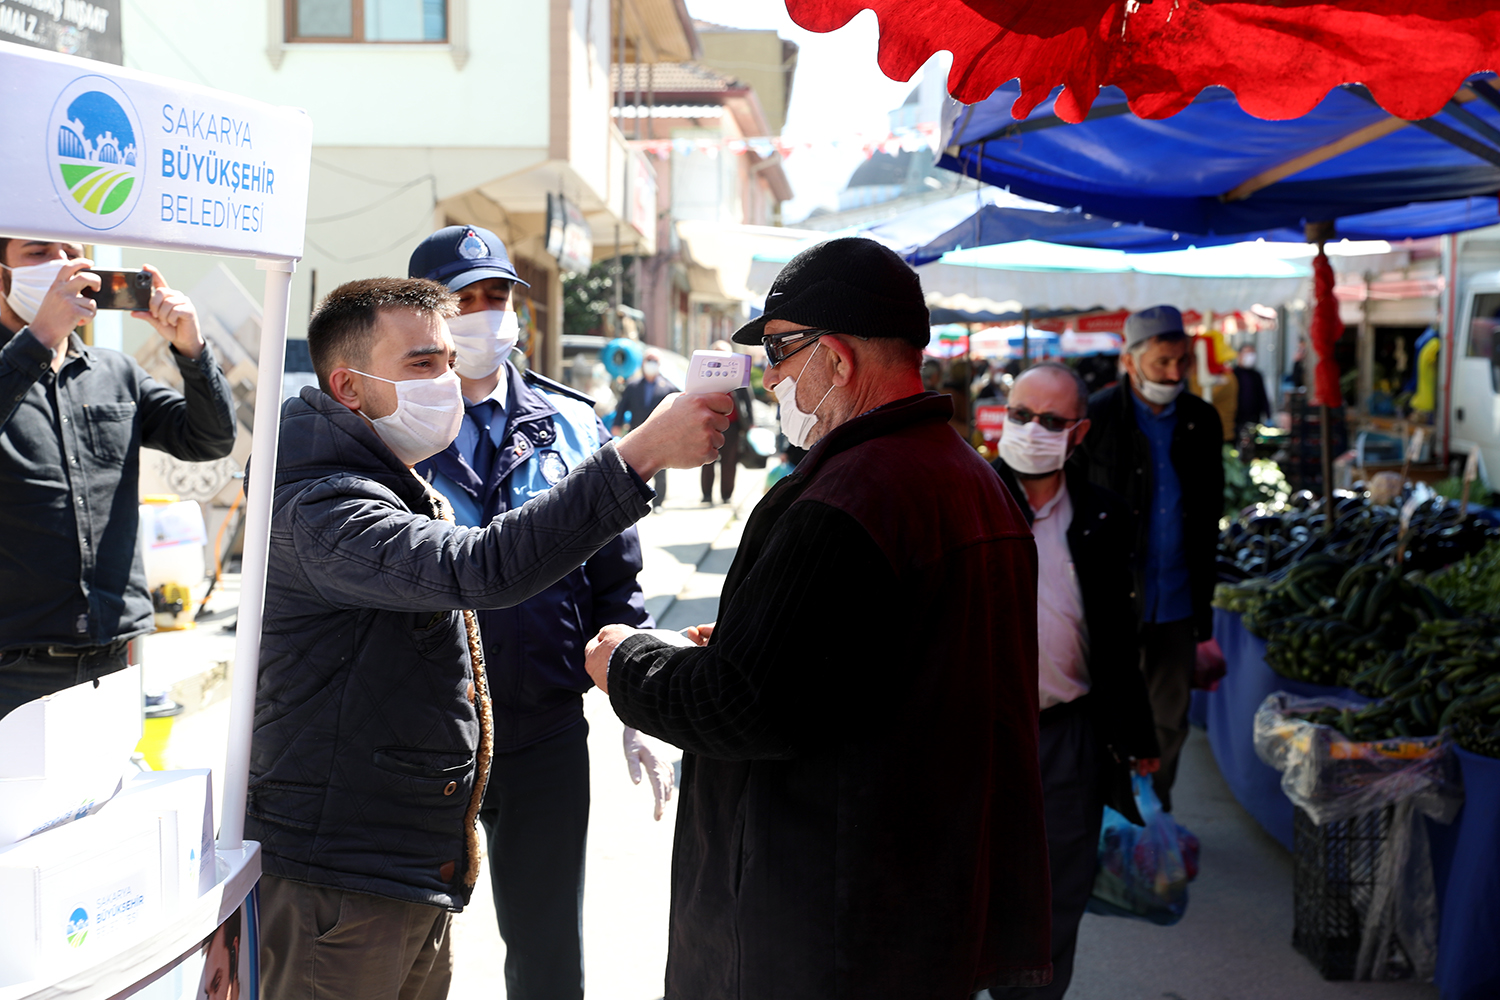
[785,0,1500,122]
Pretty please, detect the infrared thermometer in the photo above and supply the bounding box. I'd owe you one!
[683,350,751,394]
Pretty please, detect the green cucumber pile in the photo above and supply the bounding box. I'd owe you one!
[1427,540,1500,617]
[1297,618,1500,748]
[1216,555,1453,687]
[1215,534,1500,758]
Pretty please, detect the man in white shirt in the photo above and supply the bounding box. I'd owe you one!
[990,362,1160,1000]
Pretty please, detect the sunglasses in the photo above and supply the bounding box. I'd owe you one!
[761,328,867,367]
[1007,405,1083,433]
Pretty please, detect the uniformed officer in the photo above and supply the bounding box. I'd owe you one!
[409,226,673,1000]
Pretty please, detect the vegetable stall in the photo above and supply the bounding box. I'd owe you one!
[1211,485,1500,992]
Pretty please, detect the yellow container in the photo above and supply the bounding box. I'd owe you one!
[136,695,183,770]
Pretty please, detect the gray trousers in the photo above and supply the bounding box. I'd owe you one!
[1140,618,1197,811]
[258,874,452,1000]
[986,707,1101,1000]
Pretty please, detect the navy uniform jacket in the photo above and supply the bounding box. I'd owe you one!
[417,362,652,753]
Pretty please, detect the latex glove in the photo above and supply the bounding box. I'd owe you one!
[623,727,675,821]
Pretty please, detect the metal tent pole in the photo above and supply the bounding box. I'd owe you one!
[219,259,294,850]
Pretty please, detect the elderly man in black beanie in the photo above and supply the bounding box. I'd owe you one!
[584,238,1052,999]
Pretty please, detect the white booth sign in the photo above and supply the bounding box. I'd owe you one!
[0,40,310,259]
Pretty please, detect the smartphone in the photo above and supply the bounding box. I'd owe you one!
[83,269,152,310]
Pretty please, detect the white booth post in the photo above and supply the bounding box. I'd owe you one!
[0,39,311,998]
[219,258,293,851]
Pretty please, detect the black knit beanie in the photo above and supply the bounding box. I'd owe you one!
[732,237,930,349]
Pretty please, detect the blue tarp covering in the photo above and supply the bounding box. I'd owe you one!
[938,82,1500,238]
[1432,747,1500,1000]
[1207,609,1368,850]
[854,185,1497,268]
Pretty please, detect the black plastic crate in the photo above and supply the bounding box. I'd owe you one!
[1291,805,1410,980]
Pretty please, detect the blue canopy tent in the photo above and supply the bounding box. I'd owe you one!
[871,188,1499,266]
[936,80,1500,239]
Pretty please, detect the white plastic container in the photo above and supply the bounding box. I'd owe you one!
[0,811,164,987]
[107,769,215,905]
[0,665,141,849]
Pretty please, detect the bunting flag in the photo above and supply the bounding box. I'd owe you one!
[627,121,939,159]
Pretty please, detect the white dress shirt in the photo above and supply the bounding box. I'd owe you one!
[1031,484,1091,710]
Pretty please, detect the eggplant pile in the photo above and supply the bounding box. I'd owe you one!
[1219,492,1495,581]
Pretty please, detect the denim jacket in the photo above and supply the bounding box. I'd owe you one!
[0,324,236,650]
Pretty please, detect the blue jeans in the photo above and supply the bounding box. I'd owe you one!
[0,644,130,721]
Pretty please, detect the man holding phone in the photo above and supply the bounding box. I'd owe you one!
[0,238,237,718]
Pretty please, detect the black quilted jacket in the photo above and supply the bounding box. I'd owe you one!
[247,387,651,910]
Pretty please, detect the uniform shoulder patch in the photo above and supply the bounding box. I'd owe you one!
[523,369,598,406]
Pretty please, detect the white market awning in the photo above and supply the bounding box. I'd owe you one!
[750,238,1312,316]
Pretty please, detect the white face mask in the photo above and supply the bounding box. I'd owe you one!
[641,360,660,378]
[1135,373,1185,406]
[773,339,837,450]
[1241,352,1257,368]
[999,418,1072,475]
[3,257,71,326]
[445,309,519,380]
[348,368,464,466]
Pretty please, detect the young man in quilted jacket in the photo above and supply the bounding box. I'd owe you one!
[248,277,731,1000]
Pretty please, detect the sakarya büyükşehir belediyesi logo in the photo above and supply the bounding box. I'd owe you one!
[47,76,144,230]
[66,907,89,947]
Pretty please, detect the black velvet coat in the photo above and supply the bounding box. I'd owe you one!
[609,392,1052,1000]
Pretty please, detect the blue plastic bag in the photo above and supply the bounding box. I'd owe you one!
[1086,773,1201,926]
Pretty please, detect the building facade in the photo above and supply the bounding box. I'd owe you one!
[113,0,694,377]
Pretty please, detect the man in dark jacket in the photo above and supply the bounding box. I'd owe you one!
[408,226,665,1000]
[613,347,678,508]
[1232,344,1271,450]
[991,362,1159,1000]
[1082,305,1223,809]
[0,239,236,718]
[584,238,1052,999]
[249,277,731,1000]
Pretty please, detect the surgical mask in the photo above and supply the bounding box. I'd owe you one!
[446,309,519,379]
[348,368,464,466]
[2,257,71,325]
[998,418,1071,475]
[773,340,836,449]
[642,360,660,378]
[1240,352,1257,368]
[1135,374,1185,406]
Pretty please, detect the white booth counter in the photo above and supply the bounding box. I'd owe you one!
[0,844,259,1000]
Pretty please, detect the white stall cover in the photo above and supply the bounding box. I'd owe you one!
[749,238,1312,316]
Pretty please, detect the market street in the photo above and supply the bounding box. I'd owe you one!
[145,465,1441,1000]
